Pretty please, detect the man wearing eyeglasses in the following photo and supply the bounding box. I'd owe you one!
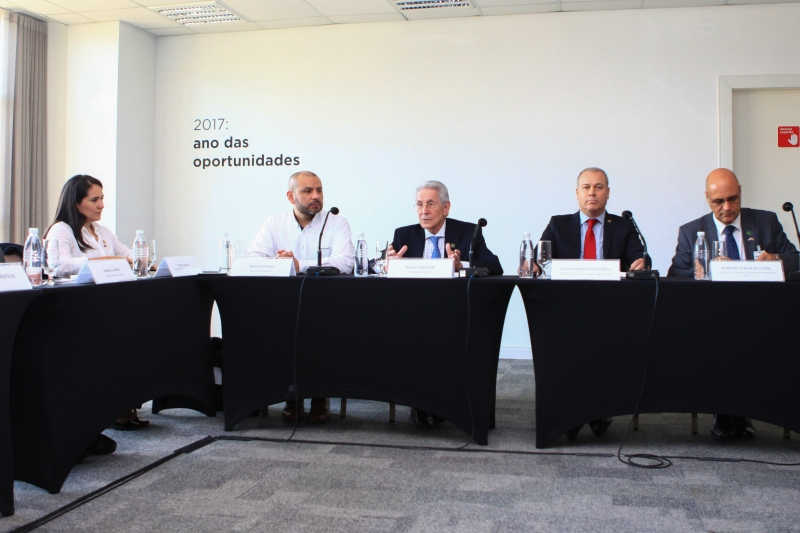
[667,168,798,278]
[387,180,503,275]
[668,168,799,441]
[387,180,503,430]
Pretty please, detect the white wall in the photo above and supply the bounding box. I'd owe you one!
[149,3,800,352]
[65,21,120,230]
[46,20,67,217]
[116,22,155,241]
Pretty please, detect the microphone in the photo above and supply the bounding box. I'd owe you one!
[782,202,800,282]
[306,207,341,276]
[461,218,490,278]
[621,210,659,280]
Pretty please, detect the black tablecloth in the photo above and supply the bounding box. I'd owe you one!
[0,289,40,517]
[201,275,516,445]
[10,277,216,494]
[518,278,800,448]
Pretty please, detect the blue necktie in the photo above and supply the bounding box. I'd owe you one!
[430,236,441,258]
[723,225,740,260]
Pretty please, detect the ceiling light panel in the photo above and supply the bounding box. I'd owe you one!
[394,0,472,10]
[149,1,245,25]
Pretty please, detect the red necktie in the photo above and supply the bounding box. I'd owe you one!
[584,219,597,260]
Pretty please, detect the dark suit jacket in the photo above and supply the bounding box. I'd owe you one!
[667,208,799,278]
[391,218,504,275]
[537,212,645,272]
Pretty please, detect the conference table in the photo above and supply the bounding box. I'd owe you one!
[200,275,517,445]
[0,288,40,517]
[8,276,217,496]
[518,278,800,448]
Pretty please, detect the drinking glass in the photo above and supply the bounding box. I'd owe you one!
[711,241,727,262]
[375,240,388,277]
[537,240,552,280]
[43,238,60,286]
[147,239,157,276]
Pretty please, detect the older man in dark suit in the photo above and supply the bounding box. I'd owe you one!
[387,180,502,429]
[668,168,798,278]
[668,168,799,441]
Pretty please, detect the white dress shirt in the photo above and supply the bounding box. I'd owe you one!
[712,214,745,259]
[579,210,605,259]
[247,209,355,274]
[423,221,447,259]
[46,221,134,275]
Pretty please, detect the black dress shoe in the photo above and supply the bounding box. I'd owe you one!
[710,414,735,441]
[565,424,583,441]
[81,434,117,461]
[589,418,613,437]
[410,408,434,429]
[733,417,756,438]
[282,399,305,423]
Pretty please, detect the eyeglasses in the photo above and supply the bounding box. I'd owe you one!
[413,201,442,211]
[709,195,741,207]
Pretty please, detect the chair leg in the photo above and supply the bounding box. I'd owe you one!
[632,414,639,431]
[389,403,395,423]
[340,398,347,418]
[784,428,791,439]
[691,413,698,435]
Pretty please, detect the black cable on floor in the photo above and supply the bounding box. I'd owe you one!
[616,274,672,469]
[7,436,219,533]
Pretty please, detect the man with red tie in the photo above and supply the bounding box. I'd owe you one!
[535,167,645,440]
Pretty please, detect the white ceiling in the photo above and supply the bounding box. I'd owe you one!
[0,0,798,35]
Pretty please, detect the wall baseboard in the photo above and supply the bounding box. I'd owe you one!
[499,346,532,360]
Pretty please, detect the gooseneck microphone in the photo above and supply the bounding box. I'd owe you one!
[306,207,341,276]
[621,210,659,280]
[782,202,800,282]
[461,218,490,278]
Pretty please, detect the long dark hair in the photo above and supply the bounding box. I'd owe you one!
[45,175,103,252]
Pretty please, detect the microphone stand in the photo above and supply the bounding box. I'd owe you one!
[622,211,659,280]
[460,218,490,278]
[306,207,341,276]
[782,202,800,282]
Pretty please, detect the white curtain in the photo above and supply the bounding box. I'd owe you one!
[0,9,17,241]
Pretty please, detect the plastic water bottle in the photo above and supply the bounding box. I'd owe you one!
[132,230,149,278]
[23,228,43,286]
[694,231,708,280]
[219,233,233,273]
[354,232,369,277]
[519,232,535,278]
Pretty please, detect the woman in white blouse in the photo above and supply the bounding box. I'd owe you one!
[45,175,134,275]
[45,175,150,435]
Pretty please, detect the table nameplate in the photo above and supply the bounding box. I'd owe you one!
[0,264,32,291]
[75,259,137,284]
[550,259,621,281]
[229,257,296,277]
[387,258,455,279]
[154,256,202,278]
[710,260,784,282]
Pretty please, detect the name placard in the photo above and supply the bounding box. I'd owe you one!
[0,264,32,291]
[550,259,621,281]
[387,258,455,279]
[75,259,137,284]
[710,260,784,282]
[229,257,296,277]
[154,256,202,278]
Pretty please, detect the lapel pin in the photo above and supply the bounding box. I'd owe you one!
[607,219,612,223]
[746,230,752,236]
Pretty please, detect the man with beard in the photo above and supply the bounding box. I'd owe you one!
[247,170,354,424]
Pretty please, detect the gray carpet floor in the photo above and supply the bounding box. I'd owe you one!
[3,360,800,533]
